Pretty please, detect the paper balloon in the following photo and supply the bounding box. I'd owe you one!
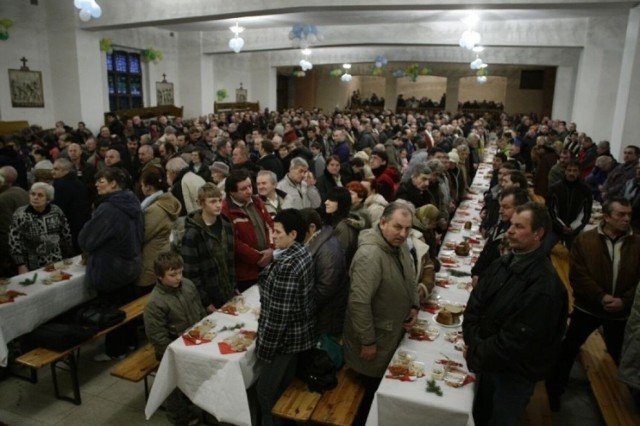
[79,9,92,22]
[90,4,102,18]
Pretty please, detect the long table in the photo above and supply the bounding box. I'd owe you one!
[0,255,93,367]
[145,285,261,426]
[365,152,496,426]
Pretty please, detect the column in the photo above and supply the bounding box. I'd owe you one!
[551,66,577,123]
[445,77,459,114]
[611,6,640,157]
[384,77,397,113]
[178,32,214,117]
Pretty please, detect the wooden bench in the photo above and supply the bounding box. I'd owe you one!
[111,342,159,401]
[578,331,640,426]
[14,293,150,405]
[272,368,365,426]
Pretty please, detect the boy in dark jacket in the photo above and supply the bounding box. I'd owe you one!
[144,252,205,426]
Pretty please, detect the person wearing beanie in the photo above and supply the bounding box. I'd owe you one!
[210,161,230,195]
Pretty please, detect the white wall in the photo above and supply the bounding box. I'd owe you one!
[0,0,54,125]
[396,76,447,102]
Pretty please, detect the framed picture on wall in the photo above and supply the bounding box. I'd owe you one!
[156,81,175,106]
[9,69,44,108]
[236,83,247,102]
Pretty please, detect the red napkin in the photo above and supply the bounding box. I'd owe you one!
[408,334,435,341]
[436,281,450,288]
[385,373,414,382]
[218,341,246,354]
[435,359,464,368]
[463,375,476,386]
[0,290,26,304]
[421,305,438,314]
[182,334,212,346]
[219,306,239,316]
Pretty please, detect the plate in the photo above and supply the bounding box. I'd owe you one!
[433,312,463,328]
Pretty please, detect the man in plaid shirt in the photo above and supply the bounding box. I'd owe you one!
[255,208,316,426]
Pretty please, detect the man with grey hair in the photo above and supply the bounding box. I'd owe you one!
[343,201,419,423]
[277,157,321,209]
[52,158,91,253]
[256,170,287,218]
[0,166,29,275]
[166,157,206,216]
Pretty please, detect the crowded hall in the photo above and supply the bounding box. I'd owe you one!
[2,1,640,426]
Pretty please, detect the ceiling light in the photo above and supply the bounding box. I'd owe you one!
[462,12,480,28]
[472,46,485,53]
[301,48,312,56]
[343,63,351,69]
[229,20,245,53]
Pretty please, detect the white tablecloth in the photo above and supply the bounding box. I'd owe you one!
[145,285,261,426]
[0,255,93,367]
[366,151,496,426]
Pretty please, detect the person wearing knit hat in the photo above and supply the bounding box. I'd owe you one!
[447,150,460,164]
[414,204,440,230]
[210,161,229,194]
[354,151,374,179]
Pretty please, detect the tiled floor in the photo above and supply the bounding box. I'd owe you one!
[0,338,605,426]
[0,339,173,426]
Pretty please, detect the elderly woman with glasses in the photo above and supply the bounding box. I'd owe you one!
[9,182,72,274]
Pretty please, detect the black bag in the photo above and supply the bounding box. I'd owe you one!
[75,304,126,330]
[296,347,338,393]
[23,323,96,352]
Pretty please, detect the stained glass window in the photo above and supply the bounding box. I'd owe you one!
[106,50,144,111]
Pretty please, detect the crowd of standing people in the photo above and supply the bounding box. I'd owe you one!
[1,107,640,426]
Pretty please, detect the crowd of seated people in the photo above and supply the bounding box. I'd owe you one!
[459,99,504,111]
[349,90,385,109]
[2,106,640,425]
[396,93,446,110]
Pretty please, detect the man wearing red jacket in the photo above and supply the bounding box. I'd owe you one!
[222,170,274,291]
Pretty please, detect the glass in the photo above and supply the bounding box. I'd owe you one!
[115,52,127,73]
[106,53,113,71]
[128,55,141,74]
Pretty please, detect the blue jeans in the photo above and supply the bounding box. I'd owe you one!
[256,353,298,426]
[473,371,535,426]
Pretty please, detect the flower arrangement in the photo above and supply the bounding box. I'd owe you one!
[141,48,163,64]
[216,89,228,102]
[371,67,384,77]
[99,38,112,53]
[406,64,420,82]
[0,18,14,41]
[292,69,306,78]
[329,68,343,77]
[420,66,432,76]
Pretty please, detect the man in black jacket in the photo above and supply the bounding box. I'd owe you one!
[463,202,568,426]
[52,158,91,254]
[544,161,593,251]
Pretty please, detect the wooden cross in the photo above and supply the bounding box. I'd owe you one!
[162,73,167,82]
[20,56,29,71]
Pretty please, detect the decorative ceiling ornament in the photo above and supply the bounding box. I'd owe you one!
[370,67,384,76]
[299,48,313,71]
[99,38,112,53]
[288,23,323,48]
[0,18,13,41]
[459,11,481,50]
[476,67,489,83]
[340,73,352,82]
[374,55,388,68]
[141,48,164,64]
[392,69,406,78]
[229,21,245,53]
[74,0,102,22]
[292,69,306,78]
[329,68,343,77]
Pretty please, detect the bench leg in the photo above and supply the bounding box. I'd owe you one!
[51,350,82,405]
[11,365,38,384]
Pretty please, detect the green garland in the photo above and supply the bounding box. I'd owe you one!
[142,47,164,64]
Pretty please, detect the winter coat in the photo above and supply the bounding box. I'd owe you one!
[603,160,639,199]
[364,193,388,224]
[316,172,342,202]
[372,166,400,202]
[256,242,316,362]
[144,278,206,360]
[307,226,347,336]
[533,146,558,198]
[463,248,568,381]
[9,204,73,271]
[182,210,236,309]
[333,213,367,268]
[619,282,640,388]
[222,195,274,283]
[53,172,91,253]
[257,153,285,181]
[546,178,592,235]
[138,192,181,286]
[343,226,418,377]
[278,174,322,209]
[171,168,206,216]
[395,180,432,209]
[78,190,143,292]
[570,226,640,319]
[0,185,29,260]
